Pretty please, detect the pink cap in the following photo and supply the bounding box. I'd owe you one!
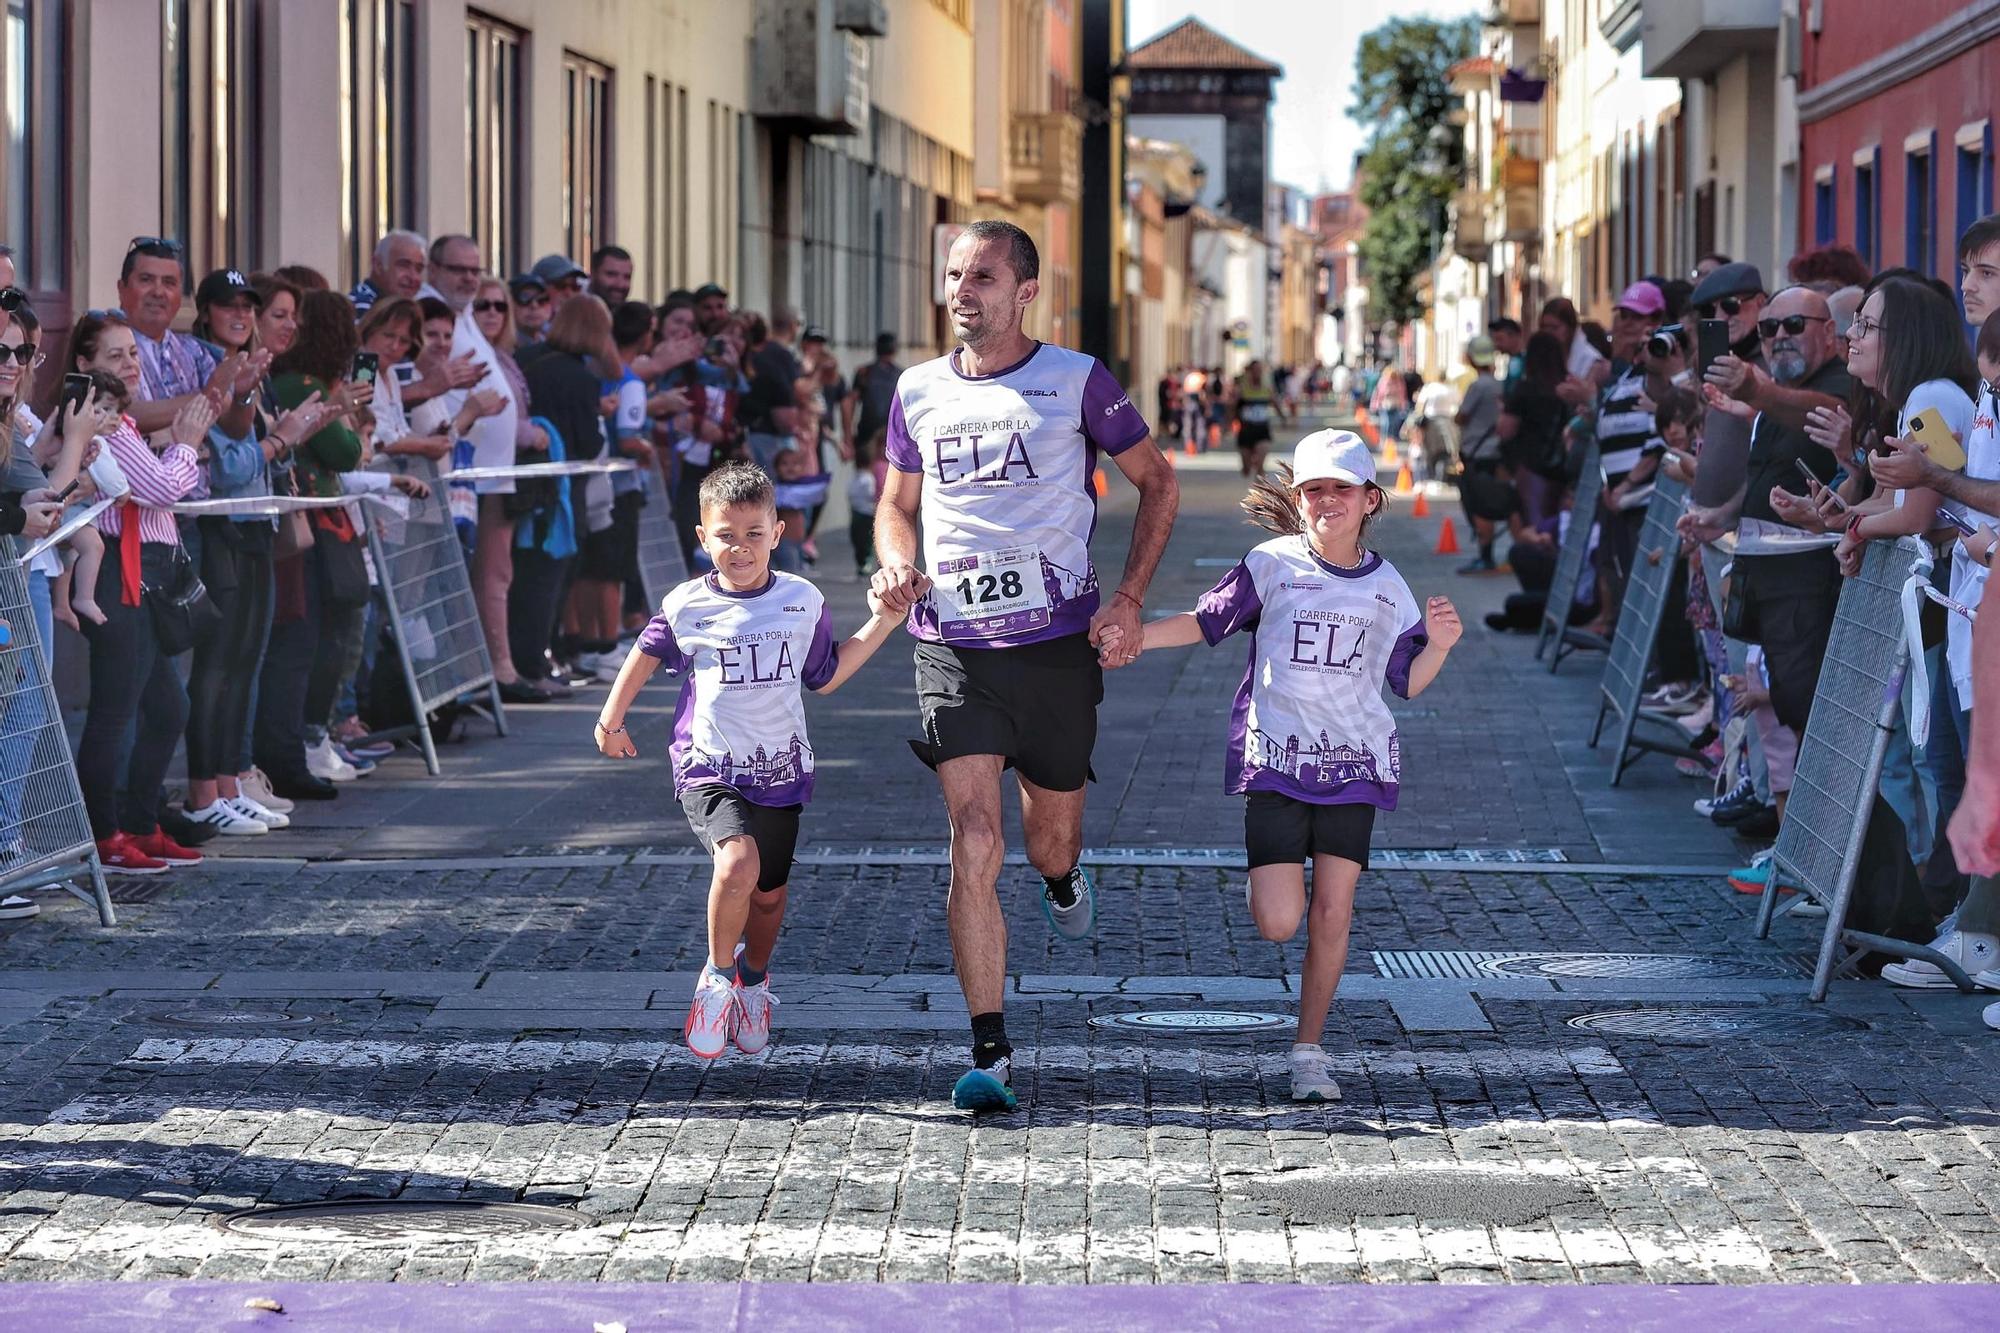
[1613,282,1665,316]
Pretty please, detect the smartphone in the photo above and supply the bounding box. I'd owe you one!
[349,351,380,388]
[57,372,92,416]
[1908,406,1969,470]
[1696,320,1731,379]
[1937,505,1978,535]
[1797,458,1848,511]
[703,336,728,360]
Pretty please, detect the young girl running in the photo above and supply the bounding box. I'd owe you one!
[1125,428,1460,1101]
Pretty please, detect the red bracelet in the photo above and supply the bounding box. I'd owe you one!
[1113,589,1143,611]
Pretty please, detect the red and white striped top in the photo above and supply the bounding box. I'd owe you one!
[93,418,198,545]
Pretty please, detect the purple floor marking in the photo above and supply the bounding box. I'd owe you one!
[2,1281,1991,1332]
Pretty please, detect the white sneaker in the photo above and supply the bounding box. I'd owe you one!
[1289,1043,1342,1102]
[240,768,295,815]
[186,800,268,837]
[227,794,290,830]
[305,739,358,783]
[591,652,623,684]
[734,977,777,1054]
[1880,931,2000,989]
[0,894,38,920]
[1986,1001,2000,1031]
[1972,967,2000,992]
[683,965,740,1059]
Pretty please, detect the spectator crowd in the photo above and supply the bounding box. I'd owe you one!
[0,232,899,898]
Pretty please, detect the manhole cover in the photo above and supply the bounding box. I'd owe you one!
[1484,952,1794,980]
[215,1200,583,1244]
[1253,1166,1590,1227]
[1566,1007,1869,1041]
[1088,1010,1292,1033]
[132,1009,321,1029]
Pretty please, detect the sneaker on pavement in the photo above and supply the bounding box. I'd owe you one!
[186,800,267,837]
[1290,1044,1343,1102]
[226,794,290,830]
[1974,967,2000,992]
[1696,777,1753,818]
[0,894,39,920]
[1727,850,1796,895]
[332,744,376,776]
[1041,864,1097,942]
[683,965,740,1059]
[734,978,777,1055]
[305,738,358,783]
[132,830,203,867]
[96,832,169,875]
[1880,931,2000,989]
[241,768,295,815]
[1986,1000,2000,1031]
[1456,555,1498,575]
[952,1057,1018,1113]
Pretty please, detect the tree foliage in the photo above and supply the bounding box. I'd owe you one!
[1350,15,1480,330]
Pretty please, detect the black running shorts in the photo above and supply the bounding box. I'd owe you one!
[1244,791,1375,869]
[580,490,644,582]
[679,784,802,891]
[911,632,1103,792]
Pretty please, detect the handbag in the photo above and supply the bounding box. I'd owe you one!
[312,514,370,611]
[273,465,314,559]
[145,544,222,656]
[1720,566,1759,643]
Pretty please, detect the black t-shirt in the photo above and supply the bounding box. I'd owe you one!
[516,343,608,462]
[742,341,803,434]
[1502,380,1568,477]
[1740,357,1853,528]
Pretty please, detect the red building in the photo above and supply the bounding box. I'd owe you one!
[1798,1,2000,280]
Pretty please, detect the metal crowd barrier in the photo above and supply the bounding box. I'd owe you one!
[634,460,692,613]
[363,456,506,775]
[1534,444,1609,671]
[1753,537,1973,999]
[1588,474,1707,784]
[0,536,113,924]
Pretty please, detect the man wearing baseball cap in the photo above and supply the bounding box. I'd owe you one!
[1453,335,1509,572]
[1584,281,1668,632]
[531,254,588,308]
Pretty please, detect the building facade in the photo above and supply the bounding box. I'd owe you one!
[1123,17,1280,231]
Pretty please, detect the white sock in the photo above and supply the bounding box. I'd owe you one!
[1292,1042,1323,1055]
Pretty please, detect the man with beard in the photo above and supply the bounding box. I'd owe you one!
[590,245,634,308]
[693,283,732,338]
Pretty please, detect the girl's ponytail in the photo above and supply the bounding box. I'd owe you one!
[1242,462,1306,535]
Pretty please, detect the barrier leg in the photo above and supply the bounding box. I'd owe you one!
[58,855,115,927]
[1588,693,1611,749]
[368,525,442,777]
[488,679,509,738]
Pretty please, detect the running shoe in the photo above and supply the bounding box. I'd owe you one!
[1973,967,2000,992]
[734,977,777,1055]
[97,833,168,875]
[683,966,741,1059]
[1880,931,2000,989]
[1290,1044,1343,1102]
[1041,864,1097,942]
[332,744,376,776]
[185,800,268,837]
[1727,849,1788,894]
[0,895,39,921]
[227,794,290,830]
[132,830,204,868]
[952,1057,1017,1113]
[1986,1000,2000,1032]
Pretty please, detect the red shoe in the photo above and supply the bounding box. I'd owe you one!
[130,829,204,867]
[97,832,169,875]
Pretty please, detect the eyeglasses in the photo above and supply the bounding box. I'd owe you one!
[0,341,38,367]
[471,299,509,314]
[514,292,549,307]
[126,236,184,256]
[1694,295,1758,320]
[437,262,483,279]
[1758,314,1830,339]
[1845,316,1884,341]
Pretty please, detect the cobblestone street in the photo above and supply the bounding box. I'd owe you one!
[3,415,1998,1306]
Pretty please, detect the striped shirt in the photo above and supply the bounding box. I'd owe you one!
[94,419,198,545]
[1595,360,1658,484]
[132,327,217,404]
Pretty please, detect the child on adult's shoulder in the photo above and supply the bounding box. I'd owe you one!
[591,461,900,1061]
[1101,428,1460,1103]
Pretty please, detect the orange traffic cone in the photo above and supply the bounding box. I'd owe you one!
[1184,434,1198,456]
[1434,518,1461,555]
[1360,422,1380,446]
[1093,467,1109,496]
[1411,490,1431,518]
[1394,463,1414,494]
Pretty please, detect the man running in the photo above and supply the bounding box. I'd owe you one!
[872,220,1180,1112]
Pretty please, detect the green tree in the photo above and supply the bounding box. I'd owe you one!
[1350,15,1480,331]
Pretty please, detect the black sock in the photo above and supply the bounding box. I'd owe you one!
[1043,868,1079,908]
[737,959,767,986]
[971,1012,1011,1069]
[1479,542,1494,562]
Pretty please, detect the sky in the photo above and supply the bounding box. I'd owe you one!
[1124,0,1488,195]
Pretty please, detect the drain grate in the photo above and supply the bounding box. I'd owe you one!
[132,1008,321,1030]
[1371,950,1802,980]
[1088,1010,1292,1034]
[1377,848,1569,865]
[1251,1166,1590,1227]
[108,879,175,904]
[1566,1006,1869,1041]
[215,1199,582,1244]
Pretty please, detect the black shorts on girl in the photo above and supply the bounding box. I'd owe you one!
[1244,791,1374,869]
[679,784,801,891]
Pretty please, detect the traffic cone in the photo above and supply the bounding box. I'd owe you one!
[1434,518,1461,555]
[1184,434,1197,456]
[1411,490,1430,518]
[1093,467,1109,496]
[1360,422,1380,446]
[1394,462,1414,494]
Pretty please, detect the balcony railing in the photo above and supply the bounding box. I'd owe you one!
[1008,111,1082,205]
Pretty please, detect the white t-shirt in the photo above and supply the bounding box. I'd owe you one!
[1893,379,1976,510]
[1567,336,1606,383]
[1194,537,1428,809]
[885,342,1151,647]
[1946,380,1998,710]
[637,570,838,806]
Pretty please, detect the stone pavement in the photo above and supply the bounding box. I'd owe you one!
[1,408,1997,1297]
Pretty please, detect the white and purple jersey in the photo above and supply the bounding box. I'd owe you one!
[886,342,1152,647]
[1195,537,1428,809]
[637,571,838,806]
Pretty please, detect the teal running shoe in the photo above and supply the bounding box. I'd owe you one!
[1041,864,1096,942]
[952,1058,1017,1113]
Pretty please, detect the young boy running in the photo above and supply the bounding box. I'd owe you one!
[595,462,898,1057]
[1113,429,1461,1100]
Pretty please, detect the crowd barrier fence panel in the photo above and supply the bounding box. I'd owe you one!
[1588,475,1707,783]
[1753,537,1975,998]
[0,536,112,924]
[1535,445,1609,672]
[635,460,692,614]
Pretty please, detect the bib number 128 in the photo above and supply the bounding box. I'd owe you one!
[955,569,1023,606]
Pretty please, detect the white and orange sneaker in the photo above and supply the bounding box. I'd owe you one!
[683,965,741,1059]
[734,975,777,1055]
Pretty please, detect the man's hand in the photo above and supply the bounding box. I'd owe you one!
[18,498,61,540]
[170,395,218,448]
[1868,433,1940,492]
[1424,596,1463,652]
[1089,593,1142,668]
[1704,352,1752,400]
[465,387,507,420]
[869,560,929,614]
[1677,506,1729,545]
[648,387,691,419]
[443,352,485,390]
[1769,486,1831,533]
[1702,381,1756,421]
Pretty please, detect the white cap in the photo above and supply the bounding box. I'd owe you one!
[1289,429,1377,487]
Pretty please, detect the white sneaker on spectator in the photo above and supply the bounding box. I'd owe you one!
[0,894,38,920]
[241,768,295,814]
[305,739,358,783]
[1972,967,2000,992]
[1986,1001,2000,1031]
[227,794,290,830]
[186,800,268,837]
[1880,931,2000,989]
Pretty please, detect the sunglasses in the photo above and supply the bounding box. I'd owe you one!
[1694,295,1757,319]
[471,299,509,314]
[513,291,550,306]
[1758,314,1829,339]
[0,341,38,366]
[127,236,185,256]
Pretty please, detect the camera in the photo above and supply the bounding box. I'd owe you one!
[1646,323,1688,361]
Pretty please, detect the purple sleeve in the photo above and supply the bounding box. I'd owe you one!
[636,613,689,671]
[1386,623,1430,699]
[1193,561,1262,645]
[1082,360,1152,455]
[884,392,922,473]
[800,608,838,690]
